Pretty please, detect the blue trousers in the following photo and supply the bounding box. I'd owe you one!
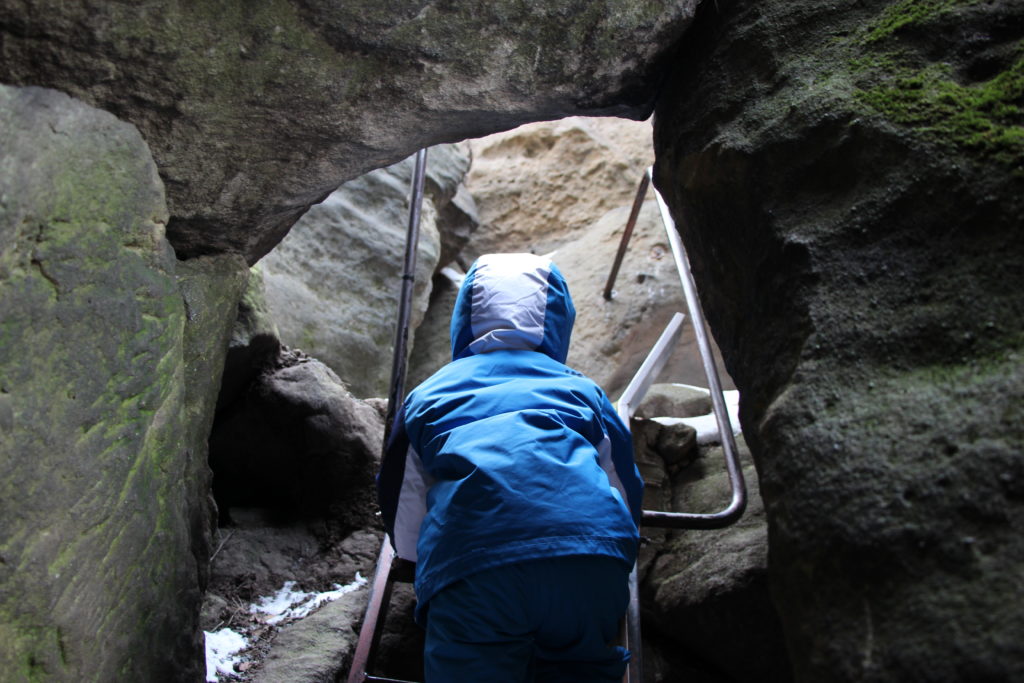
[423,555,631,683]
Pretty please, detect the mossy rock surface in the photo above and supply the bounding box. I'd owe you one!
[0,85,201,681]
[176,253,251,592]
[654,0,1024,680]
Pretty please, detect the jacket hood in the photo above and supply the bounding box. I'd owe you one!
[450,253,576,363]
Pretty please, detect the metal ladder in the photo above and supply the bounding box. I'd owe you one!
[346,164,747,683]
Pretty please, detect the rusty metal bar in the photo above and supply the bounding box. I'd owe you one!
[347,537,398,683]
[603,168,651,300]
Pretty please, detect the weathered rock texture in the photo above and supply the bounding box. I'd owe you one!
[556,202,733,397]
[407,270,463,391]
[202,521,381,683]
[217,264,282,414]
[462,116,657,261]
[252,587,370,683]
[0,85,201,681]
[176,255,251,591]
[654,1,1024,680]
[0,0,699,263]
[261,144,474,398]
[641,435,791,683]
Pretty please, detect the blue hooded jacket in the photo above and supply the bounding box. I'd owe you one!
[377,253,642,611]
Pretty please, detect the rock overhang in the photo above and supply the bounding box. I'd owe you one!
[0,0,700,264]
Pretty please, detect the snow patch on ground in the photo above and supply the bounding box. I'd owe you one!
[250,575,367,626]
[653,389,741,445]
[204,574,368,680]
[205,628,248,682]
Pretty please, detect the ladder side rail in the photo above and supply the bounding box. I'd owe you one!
[616,313,686,683]
[347,538,399,683]
[624,565,643,683]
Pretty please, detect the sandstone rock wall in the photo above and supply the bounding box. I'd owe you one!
[462,116,657,261]
[260,144,475,398]
[0,85,203,681]
[654,1,1024,680]
[176,255,252,590]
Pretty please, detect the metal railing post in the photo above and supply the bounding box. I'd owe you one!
[604,169,651,300]
[349,148,428,683]
[383,148,429,445]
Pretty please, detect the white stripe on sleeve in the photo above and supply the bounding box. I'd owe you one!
[393,446,433,562]
[597,432,630,511]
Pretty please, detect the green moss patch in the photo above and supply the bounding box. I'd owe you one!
[862,0,979,44]
[849,0,1024,174]
[854,49,1024,170]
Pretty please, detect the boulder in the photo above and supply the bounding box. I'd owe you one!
[0,85,201,680]
[252,587,370,683]
[260,145,471,398]
[0,1,700,263]
[209,349,384,525]
[635,383,713,419]
[643,436,791,683]
[654,0,1024,680]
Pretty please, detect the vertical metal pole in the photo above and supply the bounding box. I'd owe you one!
[383,148,429,444]
[347,149,427,683]
[603,169,651,300]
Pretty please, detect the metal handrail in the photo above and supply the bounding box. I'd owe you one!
[349,148,428,683]
[613,167,747,530]
[382,148,429,447]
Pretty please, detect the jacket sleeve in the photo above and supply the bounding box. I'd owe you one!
[376,403,433,561]
[596,391,644,528]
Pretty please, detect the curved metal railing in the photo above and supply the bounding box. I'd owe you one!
[611,166,747,529]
